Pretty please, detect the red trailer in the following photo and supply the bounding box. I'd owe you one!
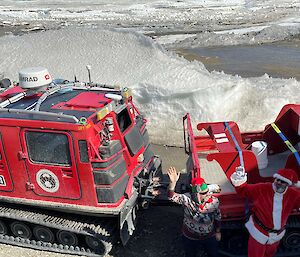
[183,104,300,256]
[0,67,162,256]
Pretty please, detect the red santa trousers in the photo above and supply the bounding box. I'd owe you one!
[248,234,280,257]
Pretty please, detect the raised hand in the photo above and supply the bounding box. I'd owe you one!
[167,166,180,183]
[235,166,245,177]
[230,166,247,187]
[167,166,180,191]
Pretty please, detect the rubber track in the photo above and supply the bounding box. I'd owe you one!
[0,203,117,256]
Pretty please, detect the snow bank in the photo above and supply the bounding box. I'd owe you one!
[0,28,299,145]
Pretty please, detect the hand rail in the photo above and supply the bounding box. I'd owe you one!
[183,113,201,179]
[0,108,79,123]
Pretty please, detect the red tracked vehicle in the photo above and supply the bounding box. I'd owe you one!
[0,67,162,256]
[183,104,300,257]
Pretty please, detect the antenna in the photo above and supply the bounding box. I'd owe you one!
[86,65,92,83]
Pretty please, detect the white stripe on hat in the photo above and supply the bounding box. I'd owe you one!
[273,174,292,185]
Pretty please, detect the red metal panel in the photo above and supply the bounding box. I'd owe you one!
[0,86,25,98]
[264,106,300,154]
[218,193,248,220]
[285,152,300,179]
[0,126,29,194]
[194,136,216,151]
[0,131,14,191]
[197,121,247,153]
[51,92,112,110]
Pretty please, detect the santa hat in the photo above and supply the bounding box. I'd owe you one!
[191,177,206,186]
[273,168,300,187]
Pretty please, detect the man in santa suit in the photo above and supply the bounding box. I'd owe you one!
[230,167,300,257]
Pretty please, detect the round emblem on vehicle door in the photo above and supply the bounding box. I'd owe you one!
[36,169,59,193]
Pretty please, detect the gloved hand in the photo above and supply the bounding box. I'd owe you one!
[208,184,221,193]
[230,166,247,187]
[236,166,245,177]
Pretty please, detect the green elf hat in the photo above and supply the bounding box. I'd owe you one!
[191,177,208,194]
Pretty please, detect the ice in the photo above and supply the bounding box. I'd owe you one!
[168,25,300,48]
[0,1,300,146]
[1,0,299,36]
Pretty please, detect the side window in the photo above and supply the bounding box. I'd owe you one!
[116,108,132,133]
[78,140,89,163]
[26,131,71,166]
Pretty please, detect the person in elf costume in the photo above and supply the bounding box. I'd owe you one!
[167,166,221,257]
[230,167,300,257]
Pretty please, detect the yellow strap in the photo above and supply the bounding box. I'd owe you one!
[285,140,297,153]
[271,123,297,153]
[271,123,281,133]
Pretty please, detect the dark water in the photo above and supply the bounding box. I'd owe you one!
[182,41,300,80]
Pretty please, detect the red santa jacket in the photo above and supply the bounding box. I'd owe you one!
[235,182,300,244]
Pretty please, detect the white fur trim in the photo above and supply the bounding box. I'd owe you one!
[246,216,268,244]
[246,215,285,245]
[273,192,283,230]
[230,172,247,187]
[268,231,286,244]
[273,174,292,185]
[295,181,300,188]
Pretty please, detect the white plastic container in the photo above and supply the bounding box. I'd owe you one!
[252,141,268,169]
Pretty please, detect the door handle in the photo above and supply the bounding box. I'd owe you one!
[18,151,27,160]
[62,168,73,178]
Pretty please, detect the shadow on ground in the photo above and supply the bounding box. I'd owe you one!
[111,205,185,257]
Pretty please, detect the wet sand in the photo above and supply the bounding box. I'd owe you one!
[176,40,300,80]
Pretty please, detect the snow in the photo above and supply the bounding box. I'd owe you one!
[0,1,299,146]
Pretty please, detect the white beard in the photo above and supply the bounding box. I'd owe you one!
[273,182,287,193]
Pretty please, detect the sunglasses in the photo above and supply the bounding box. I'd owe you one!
[191,183,208,194]
[275,178,288,185]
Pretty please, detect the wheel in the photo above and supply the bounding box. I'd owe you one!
[10,221,32,239]
[282,231,300,249]
[33,226,54,242]
[83,223,116,255]
[85,235,112,255]
[85,235,101,250]
[0,220,7,234]
[57,230,78,246]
